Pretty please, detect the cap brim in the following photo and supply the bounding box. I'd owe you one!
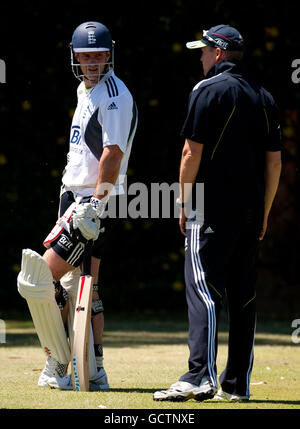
[73,47,110,52]
[186,40,208,49]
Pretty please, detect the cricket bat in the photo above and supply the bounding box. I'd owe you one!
[71,242,93,391]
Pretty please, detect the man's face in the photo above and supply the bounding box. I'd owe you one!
[75,51,111,87]
[200,46,218,76]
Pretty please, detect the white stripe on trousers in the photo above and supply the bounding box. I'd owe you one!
[190,223,217,387]
[246,319,256,396]
[67,242,84,266]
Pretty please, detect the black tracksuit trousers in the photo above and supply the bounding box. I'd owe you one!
[179,211,261,397]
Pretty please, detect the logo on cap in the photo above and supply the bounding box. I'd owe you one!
[213,38,228,49]
[88,31,96,44]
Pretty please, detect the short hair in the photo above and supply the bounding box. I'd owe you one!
[223,50,244,62]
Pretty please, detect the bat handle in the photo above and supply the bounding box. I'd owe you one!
[82,240,93,276]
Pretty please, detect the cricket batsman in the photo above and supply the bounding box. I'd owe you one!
[17,21,138,390]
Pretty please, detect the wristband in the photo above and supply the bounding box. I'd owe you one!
[176,198,186,208]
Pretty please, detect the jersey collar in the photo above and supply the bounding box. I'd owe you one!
[206,61,244,79]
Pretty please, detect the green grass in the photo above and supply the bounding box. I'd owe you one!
[0,314,300,410]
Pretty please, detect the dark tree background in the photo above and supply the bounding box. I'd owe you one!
[0,0,299,319]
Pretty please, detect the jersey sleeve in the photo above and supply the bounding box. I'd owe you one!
[265,98,282,152]
[98,93,134,153]
[181,87,215,144]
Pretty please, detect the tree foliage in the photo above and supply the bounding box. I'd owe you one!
[0,1,299,318]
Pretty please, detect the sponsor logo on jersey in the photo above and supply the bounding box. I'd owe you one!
[107,101,118,110]
[70,125,82,145]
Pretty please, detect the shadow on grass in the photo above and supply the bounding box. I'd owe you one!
[2,313,296,348]
[241,400,300,406]
[70,387,300,406]
[3,330,296,348]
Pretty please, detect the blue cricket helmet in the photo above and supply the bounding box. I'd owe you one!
[70,21,115,83]
[71,21,113,52]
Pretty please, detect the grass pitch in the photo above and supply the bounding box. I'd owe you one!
[0,315,299,411]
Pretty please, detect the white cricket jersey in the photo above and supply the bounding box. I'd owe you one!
[62,70,138,196]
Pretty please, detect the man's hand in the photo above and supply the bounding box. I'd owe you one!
[70,203,101,243]
[179,210,187,236]
[259,216,268,241]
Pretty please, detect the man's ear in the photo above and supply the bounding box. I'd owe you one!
[216,48,225,62]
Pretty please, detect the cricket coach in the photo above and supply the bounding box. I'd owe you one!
[154,24,282,402]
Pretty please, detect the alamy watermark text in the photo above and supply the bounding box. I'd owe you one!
[0,59,6,83]
[291,59,300,84]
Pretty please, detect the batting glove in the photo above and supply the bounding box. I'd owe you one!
[70,198,105,243]
[90,197,106,218]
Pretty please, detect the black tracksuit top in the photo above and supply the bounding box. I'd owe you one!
[181,61,281,222]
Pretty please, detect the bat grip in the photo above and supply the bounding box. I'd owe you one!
[81,240,93,276]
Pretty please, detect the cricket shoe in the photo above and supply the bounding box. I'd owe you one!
[89,367,109,391]
[47,368,109,391]
[214,388,249,402]
[153,377,217,402]
[47,373,73,390]
[38,357,68,388]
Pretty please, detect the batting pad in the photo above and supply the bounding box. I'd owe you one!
[17,249,71,364]
[62,269,98,378]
